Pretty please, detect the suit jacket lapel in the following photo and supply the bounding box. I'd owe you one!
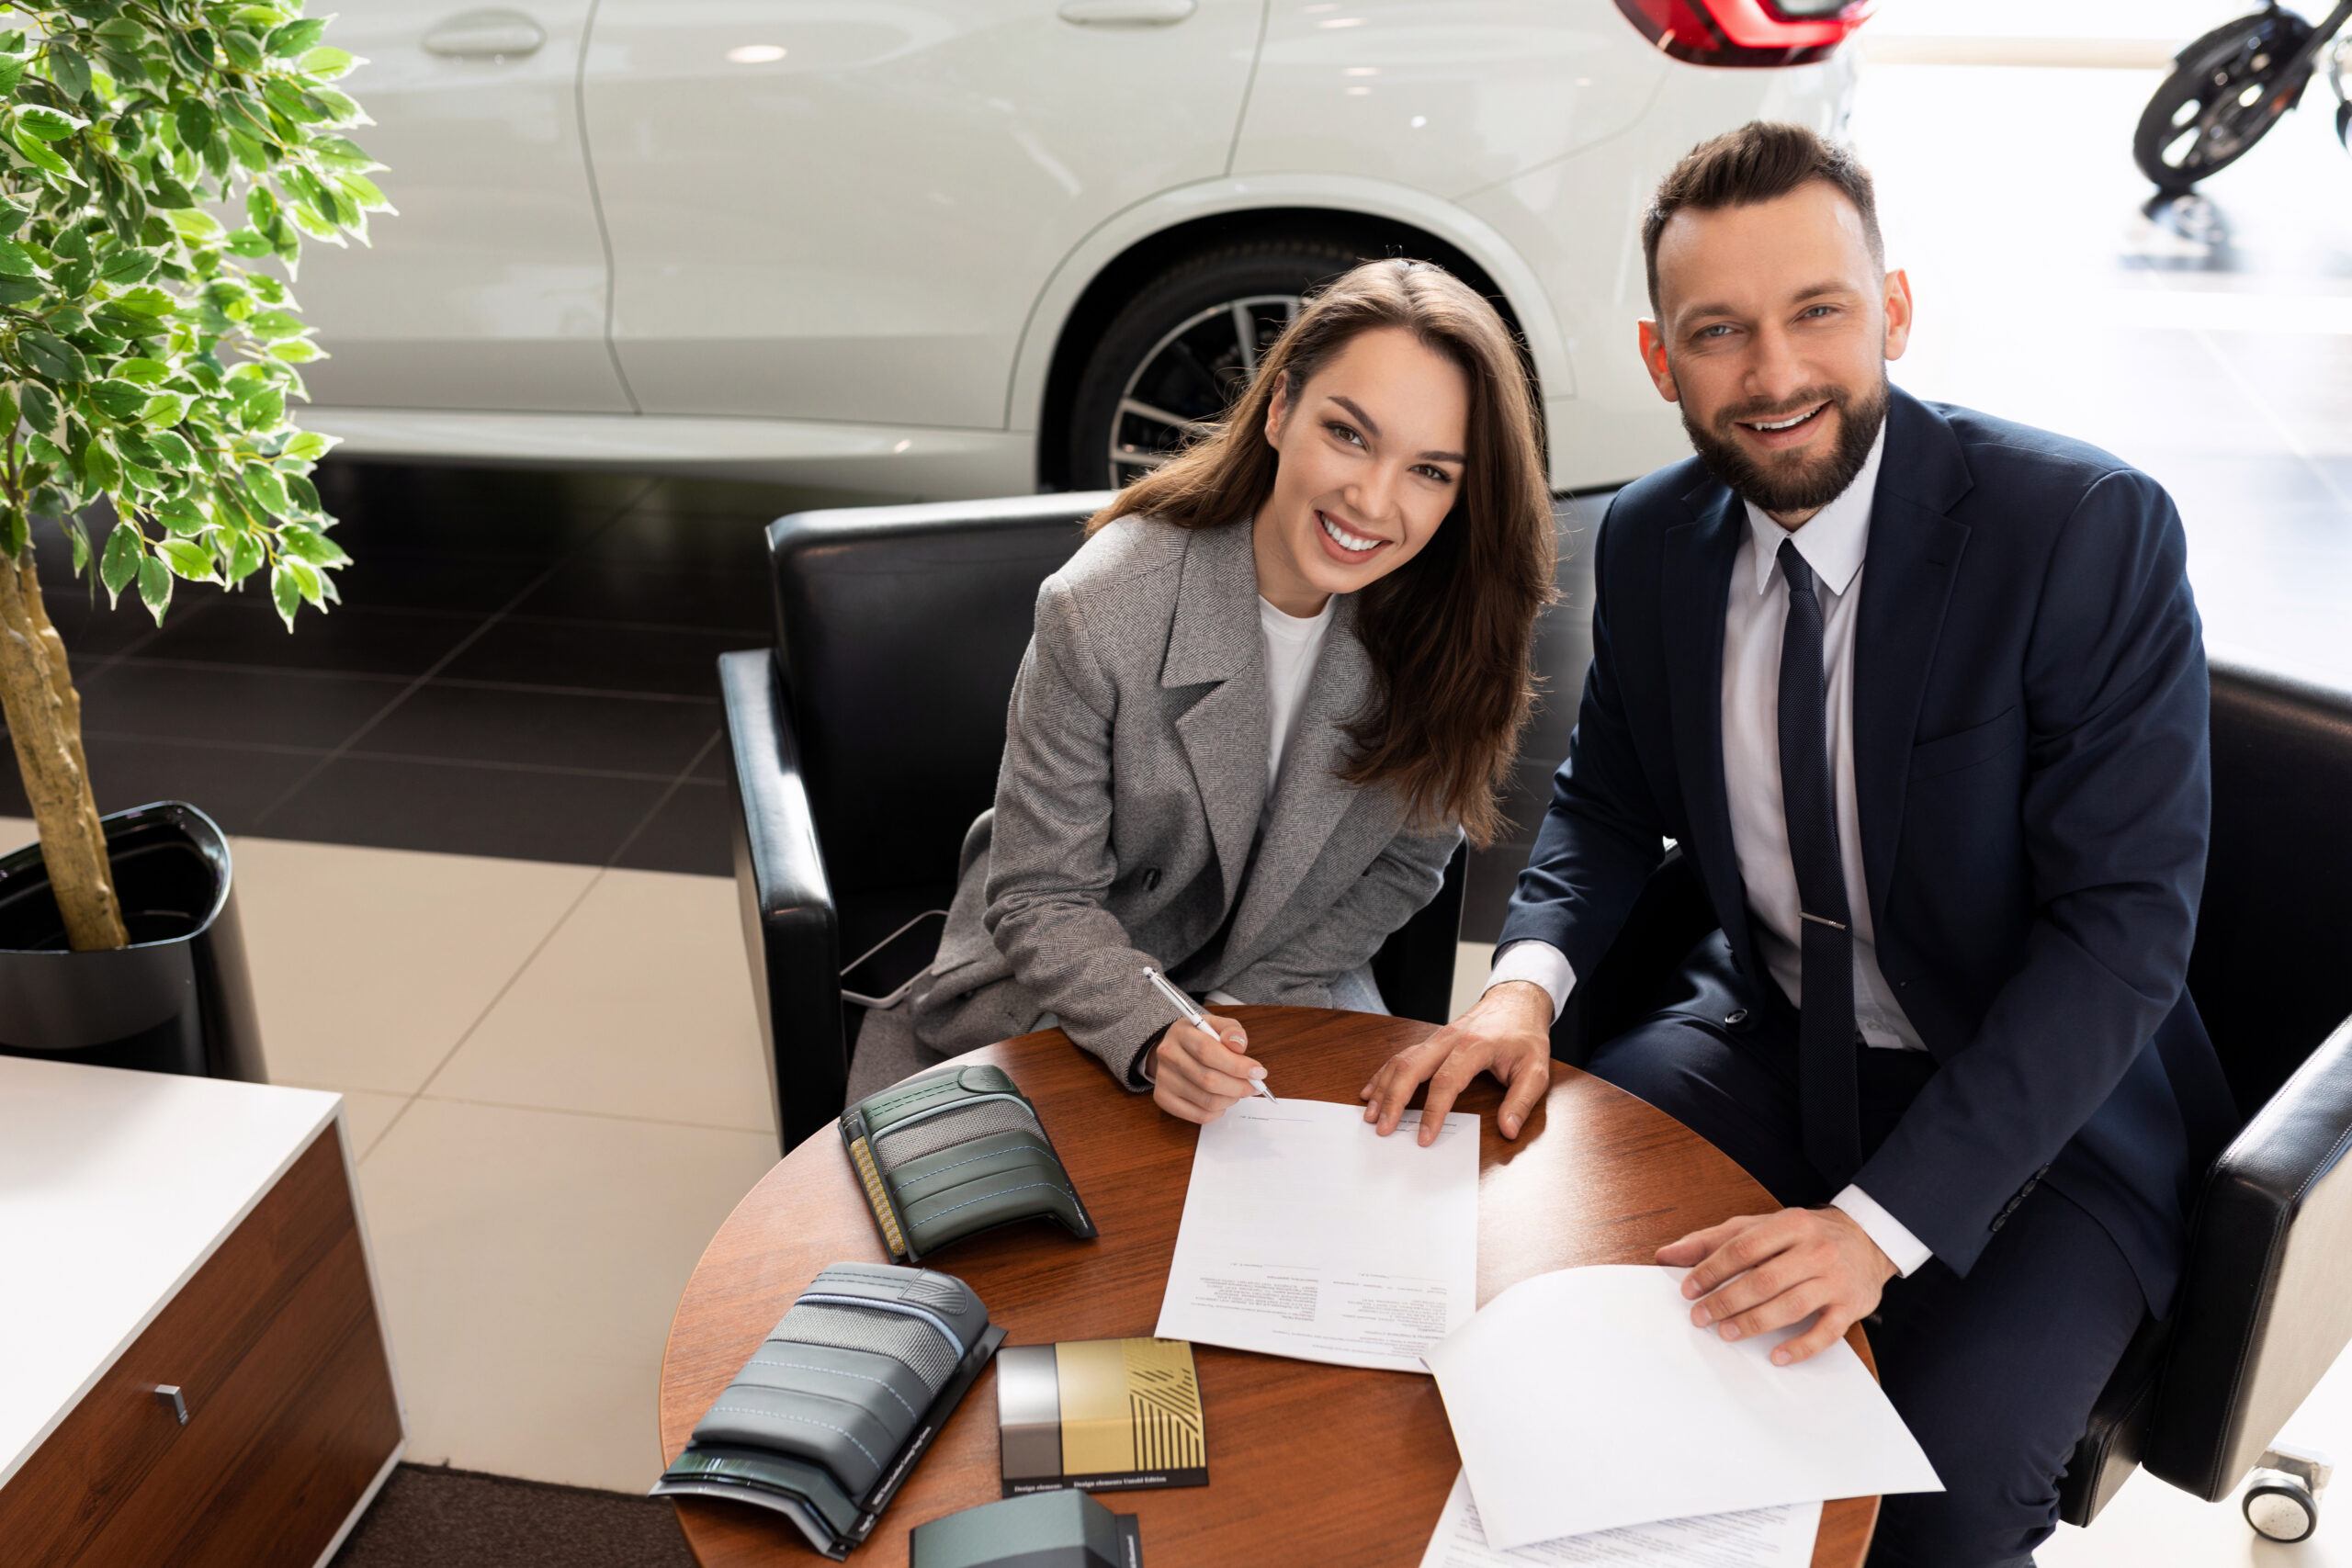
[1223,596,1385,963]
[1855,390,1973,929]
[1166,523,1269,909]
[1664,479,1756,974]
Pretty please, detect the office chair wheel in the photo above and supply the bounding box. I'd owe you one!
[2246,1476,2318,1540]
[2246,1443,2335,1541]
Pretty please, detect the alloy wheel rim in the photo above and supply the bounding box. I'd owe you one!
[1109,294,1302,486]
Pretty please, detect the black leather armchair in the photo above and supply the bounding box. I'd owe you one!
[722,494,1469,1153]
[1551,654,2352,1531]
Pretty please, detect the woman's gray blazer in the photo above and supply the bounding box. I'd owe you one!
[901,513,1463,1089]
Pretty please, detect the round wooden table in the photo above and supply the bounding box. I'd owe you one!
[659,1007,1878,1566]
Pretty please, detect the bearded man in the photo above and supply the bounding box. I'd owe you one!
[1363,121,2234,1566]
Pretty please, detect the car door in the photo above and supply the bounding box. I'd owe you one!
[580,1,1265,428]
[296,4,630,412]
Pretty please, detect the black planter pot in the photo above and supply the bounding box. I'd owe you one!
[0,801,265,1080]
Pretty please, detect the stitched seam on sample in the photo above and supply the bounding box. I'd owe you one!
[745,1357,920,1418]
[893,1141,1049,1190]
[705,1406,879,1466]
[910,1181,1076,1224]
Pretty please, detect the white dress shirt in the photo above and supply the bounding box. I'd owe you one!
[1486,426,1933,1276]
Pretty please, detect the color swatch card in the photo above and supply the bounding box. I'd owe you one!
[997,1337,1207,1496]
[1154,1097,1478,1372]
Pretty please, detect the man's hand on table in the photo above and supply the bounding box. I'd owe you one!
[1661,1205,1898,1367]
[1360,979,1554,1145]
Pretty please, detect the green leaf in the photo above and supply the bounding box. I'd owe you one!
[243,462,288,515]
[284,555,322,605]
[97,247,157,285]
[160,537,214,580]
[19,380,62,440]
[115,355,169,385]
[226,530,263,583]
[137,553,171,619]
[299,45,356,79]
[224,226,274,258]
[144,428,194,468]
[0,237,44,276]
[283,472,323,516]
[10,127,74,178]
[173,98,212,152]
[166,207,222,243]
[99,517,140,597]
[0,57,24,96]
[18,330,90,382]
[91,378,148,419]
[153,491,206,531]
[245,308,301,341]
[139,389,190,424]
[65,518,89,572]
[281,429,333,462]
[46,44,90,104]
[270,558,300,624]
[51,258,92,298]
[105,285,175,317]
[0,508,24,559]
[281,525,350,568]
[267,18,328,57]
[16,105,86,142]
[268,337,322,363]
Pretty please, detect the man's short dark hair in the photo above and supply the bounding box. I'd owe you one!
[1641,121,1883,316]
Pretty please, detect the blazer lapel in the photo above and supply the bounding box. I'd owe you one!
[1664,479,1755,973]
[1222,596,1385,963]
[1166,523,1269,908]
[1855,390,1973,930]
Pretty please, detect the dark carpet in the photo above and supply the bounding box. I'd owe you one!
[330,1464,696,1568]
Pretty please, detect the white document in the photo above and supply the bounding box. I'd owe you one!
[1425,1266,1941,1548]
[1419,1470,1821,1568]
[1153,1097,1478,1372]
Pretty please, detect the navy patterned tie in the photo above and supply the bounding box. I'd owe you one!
[1776,538,1862,1186]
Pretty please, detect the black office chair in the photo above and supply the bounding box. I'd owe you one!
[1555,655,2352,1540]
[720,494,1469,1154]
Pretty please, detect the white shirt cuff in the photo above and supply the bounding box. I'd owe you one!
[1830,1184,1932,1277]
[1484,941,1577,1022]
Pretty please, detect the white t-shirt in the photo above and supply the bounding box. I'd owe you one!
[1260,593,1336,809]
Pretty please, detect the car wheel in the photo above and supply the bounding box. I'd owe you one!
[1067,241,1364,492]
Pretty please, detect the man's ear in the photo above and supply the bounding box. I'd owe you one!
[1882,267,1915,363]
[1636,319,1679,403]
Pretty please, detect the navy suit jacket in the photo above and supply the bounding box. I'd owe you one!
[1501,389,2236,1313]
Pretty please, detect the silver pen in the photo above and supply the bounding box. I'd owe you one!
[1144,966,1276,1102]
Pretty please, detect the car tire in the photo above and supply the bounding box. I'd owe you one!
[1066,240,1365,493]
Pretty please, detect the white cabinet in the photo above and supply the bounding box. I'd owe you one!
[296,3,630,413]
[579,1,1265,428]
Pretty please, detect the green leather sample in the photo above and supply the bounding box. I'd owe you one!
[650,1262,1007,1561]
[842,1065,1096,1263]
[910,1489,1143,1568]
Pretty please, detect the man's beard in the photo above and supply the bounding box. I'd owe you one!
[1681,374,1889,516]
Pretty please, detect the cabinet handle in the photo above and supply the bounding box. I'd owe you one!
[154,1384,188,1425]
[1058,0,1198,25]
[423,8,547,60]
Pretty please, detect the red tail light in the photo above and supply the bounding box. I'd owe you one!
[1614,0,1873,67]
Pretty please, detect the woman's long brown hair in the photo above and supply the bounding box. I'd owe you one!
[1089,258,1555,847]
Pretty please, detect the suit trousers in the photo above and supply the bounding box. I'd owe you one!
[1582,942,2146,1568]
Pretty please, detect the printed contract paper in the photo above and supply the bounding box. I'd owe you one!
[1418,1470,1821,1568]
[1425,1267,1941,1548]
[1154,1097,1477,1372]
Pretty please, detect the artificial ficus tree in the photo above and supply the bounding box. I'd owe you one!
[0,2,383,951]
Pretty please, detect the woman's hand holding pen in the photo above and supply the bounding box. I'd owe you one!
[1148,1016,1267,1124]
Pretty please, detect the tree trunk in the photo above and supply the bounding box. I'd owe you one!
[0,557,126,951]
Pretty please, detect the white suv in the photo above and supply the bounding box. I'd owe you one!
[297,2,1862,498]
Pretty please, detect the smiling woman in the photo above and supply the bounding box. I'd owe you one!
[846,258,1555,1128]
